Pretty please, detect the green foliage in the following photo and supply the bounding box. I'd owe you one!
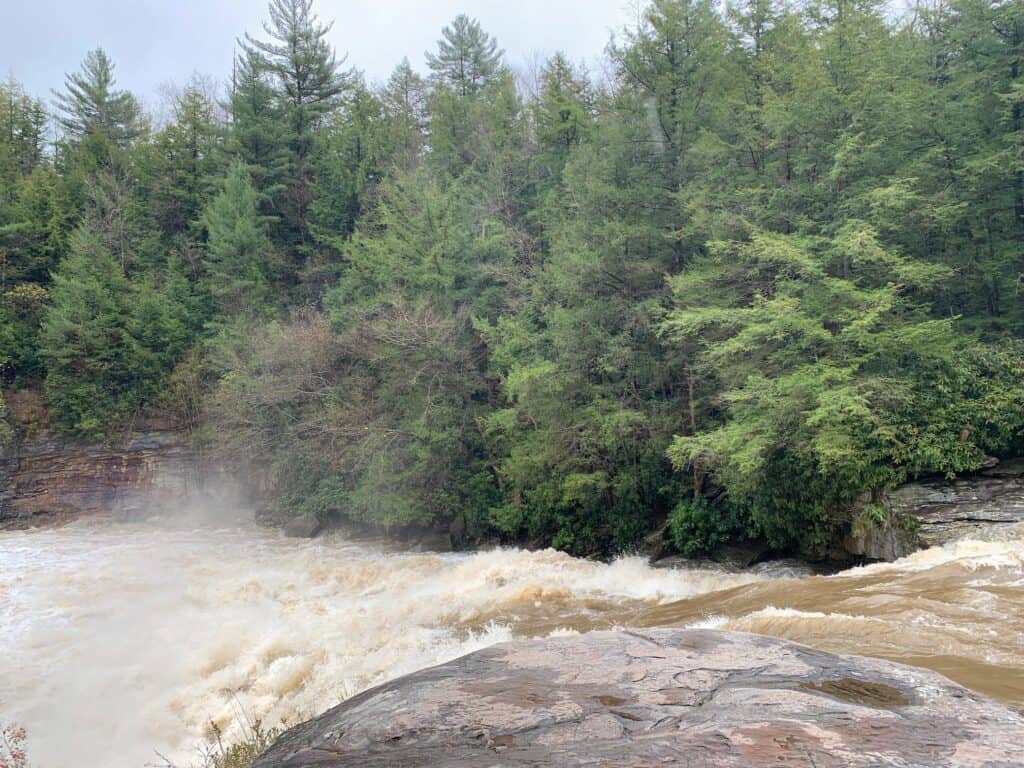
[663,231,1024,549]
[0,79,47,184]
[142,82,223,241]
[53,48,143,148]
[379,59,428,168]
[0,283,49,382]
[426,15,504,97]
[40,228,200,437]
[0,166,72,287]
[669,497,746,557]
[209,304,487,530]
[201,161,275,318]
[225,49,291,210]
[533,53,591,180]
[40,229,136,436]
[305,81,392,292]
[4,0,1024,558]
[242,0,351,251]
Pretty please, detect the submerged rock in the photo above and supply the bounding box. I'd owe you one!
[252,629,1024,768]
[283,512,322,538]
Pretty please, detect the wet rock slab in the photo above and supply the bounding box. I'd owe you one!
[253,629,1024,768]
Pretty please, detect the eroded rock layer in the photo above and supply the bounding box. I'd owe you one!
[0,429,199,527]
[889,464,1024,546]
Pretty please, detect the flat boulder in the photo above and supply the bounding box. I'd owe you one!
[252,629,1024,767]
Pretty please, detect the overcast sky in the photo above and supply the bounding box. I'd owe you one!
[3,0,640,111]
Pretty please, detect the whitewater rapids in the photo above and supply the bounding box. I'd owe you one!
[1,518,1022,767]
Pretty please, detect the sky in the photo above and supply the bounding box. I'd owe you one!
[2,0,640,111]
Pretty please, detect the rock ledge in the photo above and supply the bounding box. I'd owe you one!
[253,629,1024,768]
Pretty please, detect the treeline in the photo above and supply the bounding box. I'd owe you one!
[1,0,1023,556]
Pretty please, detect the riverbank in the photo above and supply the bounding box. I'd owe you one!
[5,409,1024,569]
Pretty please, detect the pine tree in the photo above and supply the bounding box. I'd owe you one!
[0,166,70,288]
[201,160,274,318]
[380,58,428,168]
[611,0,735,255]
[425,17,517,178]
[661,225,1024,550]
[613,0,731,168]
[243,0,350,246]
[143,83,224,241]
[306,80,389,291]
[40,227,137,436]
[53,49,142,147]
[225,49,291,208]
[426,15,504,97]
[533,53,591,177]
[0,78,48,180]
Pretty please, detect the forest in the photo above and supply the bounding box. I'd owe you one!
[1,0,1023,557]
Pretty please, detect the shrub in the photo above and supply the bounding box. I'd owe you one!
[0,722,29,768]
[668,497,746,557]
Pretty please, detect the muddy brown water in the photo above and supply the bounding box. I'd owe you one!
[1,517,1021,767]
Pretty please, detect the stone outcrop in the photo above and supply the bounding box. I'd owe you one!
[252,629,1024,768]
[833,458,1024,561]
[841,516,921,561]
[0,428,201,528]
[0,429,19,519]
[887,460,1024,546]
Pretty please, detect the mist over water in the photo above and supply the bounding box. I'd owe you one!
[1,515,1022,768]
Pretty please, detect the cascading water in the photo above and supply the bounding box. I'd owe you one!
[1,518,1021,768]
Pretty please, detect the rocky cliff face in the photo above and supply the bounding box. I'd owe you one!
[837,458,1024,561]
[0,428,201,528]
[252,629,1024,768]
[887,459,1024,547]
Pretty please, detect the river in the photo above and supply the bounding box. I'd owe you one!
[1,517,1022,767]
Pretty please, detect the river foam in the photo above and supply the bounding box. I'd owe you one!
[2,518,1022,767]
[0,521,762,767]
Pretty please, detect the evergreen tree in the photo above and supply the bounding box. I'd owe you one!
[426,15,504,97]
[306,80,390,292]
[145,83,223,240]
[0,78,48,180]
[533,53,591,178]
[380,59,428,168]
[662,227,1024,550]
[53,48,143,147]
[0,282,49,383]
[41,225,199,436]
[478,90,685,553]
[4,0,1024,557]
[40,227,140,436]
[612,0,735,255]
[201,160,275,318]
[0,166,71,288]
[243,0,350,247]
[225,49,291,209]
